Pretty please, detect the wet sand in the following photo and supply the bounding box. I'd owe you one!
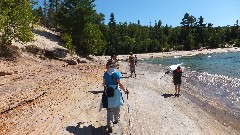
[120,62,239,135]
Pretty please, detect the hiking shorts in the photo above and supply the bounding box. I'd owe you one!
[173,79,182,85]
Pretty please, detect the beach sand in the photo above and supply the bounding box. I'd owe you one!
[1,26,239,134]
[120,62,239,134]
[0,50,239,134]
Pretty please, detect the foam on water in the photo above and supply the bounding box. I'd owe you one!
[169,63,184,70]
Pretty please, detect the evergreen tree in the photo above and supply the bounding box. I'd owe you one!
[57,0,98,54]
[180,13,196,50]
[80,23,106,55]
[0,0,36,45]
[107,13,119,54]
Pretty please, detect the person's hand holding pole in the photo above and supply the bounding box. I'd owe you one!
[125,89,129,99]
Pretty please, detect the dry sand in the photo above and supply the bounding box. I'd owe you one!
[0,53,239,134]
[1,26,239,134]
[100,47,240,61]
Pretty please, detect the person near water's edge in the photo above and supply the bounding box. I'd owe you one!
[129,52,136,77]
[102,60,129,133]
[173,66,182,97]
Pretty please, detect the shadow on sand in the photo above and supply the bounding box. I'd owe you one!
[88,90,103,94]
[66,122,109,135]
[161,93,174,98]
[121,76,131,78]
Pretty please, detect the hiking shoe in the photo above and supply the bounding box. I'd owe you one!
[175,94,180,97]
[108,127,113,133]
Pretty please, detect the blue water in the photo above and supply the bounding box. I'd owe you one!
[145,51,240,126]
[147,51,240,79]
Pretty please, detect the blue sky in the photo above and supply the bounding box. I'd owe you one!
[94,0,240,27]
[37,0,240,27]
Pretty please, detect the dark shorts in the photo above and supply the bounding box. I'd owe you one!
[173,79,182,85]
[130,64,135,73]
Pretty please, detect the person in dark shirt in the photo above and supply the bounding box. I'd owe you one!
[172,66,183,97]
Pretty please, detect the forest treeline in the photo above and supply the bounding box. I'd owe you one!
[1,0,240,56]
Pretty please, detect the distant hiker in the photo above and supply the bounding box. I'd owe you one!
[129,52,136,77]
[114,55,119,69]
[102,60,129,133]
[108,54,119,69]
[134,55,137,66]
[172,66,183,97]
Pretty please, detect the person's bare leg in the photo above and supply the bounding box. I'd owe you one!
[175,85,177,96]
[177,84,180,95]
[130,65,134,78]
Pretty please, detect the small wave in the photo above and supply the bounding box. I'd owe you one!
[182,70,240,130]
[183,71,240,110]
[174,55,181,58]
[169,63,184,70]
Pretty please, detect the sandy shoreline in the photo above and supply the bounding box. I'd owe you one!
[119,62,239,134]
[94,47,240,61]
[0,48,239,134]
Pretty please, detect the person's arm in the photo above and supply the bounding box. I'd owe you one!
[102,79,106,86]
[172,70,175,81]
[117,79,128,93]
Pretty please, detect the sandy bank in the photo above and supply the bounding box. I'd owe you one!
[95,47,240,62]
[119,62,239,134]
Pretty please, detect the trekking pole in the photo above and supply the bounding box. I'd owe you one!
[126,88,131,134]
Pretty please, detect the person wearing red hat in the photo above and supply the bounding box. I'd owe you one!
[172,66,183,97]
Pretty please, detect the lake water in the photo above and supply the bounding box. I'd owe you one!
[145,51,240,129]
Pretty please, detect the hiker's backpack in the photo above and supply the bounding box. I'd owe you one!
[106,87,115,97]
[105,73,118,98]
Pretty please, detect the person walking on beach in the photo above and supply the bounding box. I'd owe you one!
[173,66,182,97]
[102,60,129,133]
[129,52,136,77]
[107,54,119,69]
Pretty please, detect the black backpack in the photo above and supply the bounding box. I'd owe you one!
[105,74,118,97]
[106,87,115,97]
